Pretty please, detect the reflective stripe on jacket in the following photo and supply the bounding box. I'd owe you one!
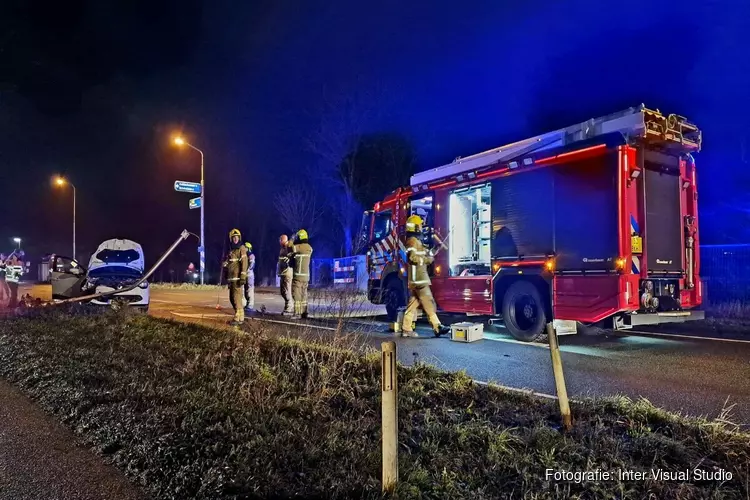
[289,242,313,282]
[225,246,248,284]
[406,236,432,287]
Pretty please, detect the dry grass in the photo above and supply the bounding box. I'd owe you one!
[0,308,748,499]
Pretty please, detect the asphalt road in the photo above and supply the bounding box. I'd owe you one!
[0,379,146,500]
[150,286,750,427]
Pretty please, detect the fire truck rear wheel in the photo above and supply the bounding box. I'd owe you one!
[501,281,547,342]
[383,281,405,321]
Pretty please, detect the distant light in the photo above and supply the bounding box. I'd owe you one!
[13,238,21,243]
[55,177,65,186]
[173,136,185,146]
[193,273,198,278]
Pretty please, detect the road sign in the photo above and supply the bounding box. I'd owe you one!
[189,197,202,209]
[174,180,201,194]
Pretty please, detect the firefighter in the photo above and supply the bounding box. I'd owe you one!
[223,228,248,325]
[4,252,24,310]
[0,254,9,309]
[278,234,294,315]
[288,229,313,319]
[244,242,255,313]
[401,215,450,337]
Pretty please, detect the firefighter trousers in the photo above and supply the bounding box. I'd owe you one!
[402,285,441,333]
[292,279,309,317]
[229,283,245,322]
[280,272,294,313]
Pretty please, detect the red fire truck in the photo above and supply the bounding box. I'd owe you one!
[363,104,704,342]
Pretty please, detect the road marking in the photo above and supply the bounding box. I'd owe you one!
[627,330,750,344]
[483,335,549,348]
[247,316,338,331]
[471,379,579,402]
[170,312,230,319]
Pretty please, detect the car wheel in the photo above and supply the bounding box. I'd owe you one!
[501,281,547,342]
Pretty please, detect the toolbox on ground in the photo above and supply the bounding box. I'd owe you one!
[450,322,484,342]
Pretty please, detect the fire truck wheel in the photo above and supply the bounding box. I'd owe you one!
[383,281,405,321]
[501,281,547,342]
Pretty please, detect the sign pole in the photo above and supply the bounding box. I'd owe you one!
[199,150,205,285]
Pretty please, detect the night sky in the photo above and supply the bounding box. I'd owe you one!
[2,0,749,281]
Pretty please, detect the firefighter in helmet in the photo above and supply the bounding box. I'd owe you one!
[224,228,248,325]
[401,215,450,337]
[288,229,313,319]
[244,242,255,313]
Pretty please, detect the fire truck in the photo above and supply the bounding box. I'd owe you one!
[363,104,704,342]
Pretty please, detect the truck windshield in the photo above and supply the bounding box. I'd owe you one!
[372,210,392,242]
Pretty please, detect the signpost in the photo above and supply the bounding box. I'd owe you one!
[174,179,204,283]
[174,181,202,194]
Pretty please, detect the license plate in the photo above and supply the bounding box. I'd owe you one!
[631,235,643,254]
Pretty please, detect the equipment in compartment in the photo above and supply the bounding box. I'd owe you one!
[448,183,491,276]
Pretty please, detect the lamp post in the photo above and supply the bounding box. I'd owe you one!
[54,177,76,260]
[173,137,206,285]
[12,237,21,250]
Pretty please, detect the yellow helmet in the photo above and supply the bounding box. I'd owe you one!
[244,242,253,251]
[405,215,423,232]
[296,229,308,240]
[229,228,241,239]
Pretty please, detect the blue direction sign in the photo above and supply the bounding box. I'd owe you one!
[174,180,201,194]
[189,197,201,209]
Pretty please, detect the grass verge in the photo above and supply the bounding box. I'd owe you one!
[0,309,748,499]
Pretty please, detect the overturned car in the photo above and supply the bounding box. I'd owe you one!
[50,239,150,311]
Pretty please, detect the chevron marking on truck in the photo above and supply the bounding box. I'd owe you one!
[630,214,641,274]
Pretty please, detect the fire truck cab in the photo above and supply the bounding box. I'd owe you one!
[364,104,704,342]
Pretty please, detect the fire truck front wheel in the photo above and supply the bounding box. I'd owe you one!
[383,280,405,321]
[501,281,547,342]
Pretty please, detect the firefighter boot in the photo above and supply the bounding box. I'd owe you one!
[429,314,450,338]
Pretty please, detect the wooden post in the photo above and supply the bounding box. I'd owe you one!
[381,341,398,492]
[546,322,573,431]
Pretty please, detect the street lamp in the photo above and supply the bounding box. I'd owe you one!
[54,176,76,260]
[12,238,21,250]
[173,136,206,285]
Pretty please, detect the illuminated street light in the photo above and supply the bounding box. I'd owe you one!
[172,135,206,285]
[53,176,77,259]
[12,237,21,250]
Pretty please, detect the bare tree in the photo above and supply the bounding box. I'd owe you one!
[306,80,390,256]
[273,183,325,237]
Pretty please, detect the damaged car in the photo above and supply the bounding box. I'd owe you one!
[50,238,150,311]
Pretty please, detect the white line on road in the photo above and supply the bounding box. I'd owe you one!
[170,312,230,319]
[247,316,338,331]
[471,379,577,402]
[483,335,549,348]
[627,330,750,344]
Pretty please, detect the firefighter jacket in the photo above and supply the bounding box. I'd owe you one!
[405,235,433,288]
[278,245,292,276]
[289,241,313,282]
[225,245,248,286]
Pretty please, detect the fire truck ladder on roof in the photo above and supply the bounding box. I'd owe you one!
[409,104,702,187]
